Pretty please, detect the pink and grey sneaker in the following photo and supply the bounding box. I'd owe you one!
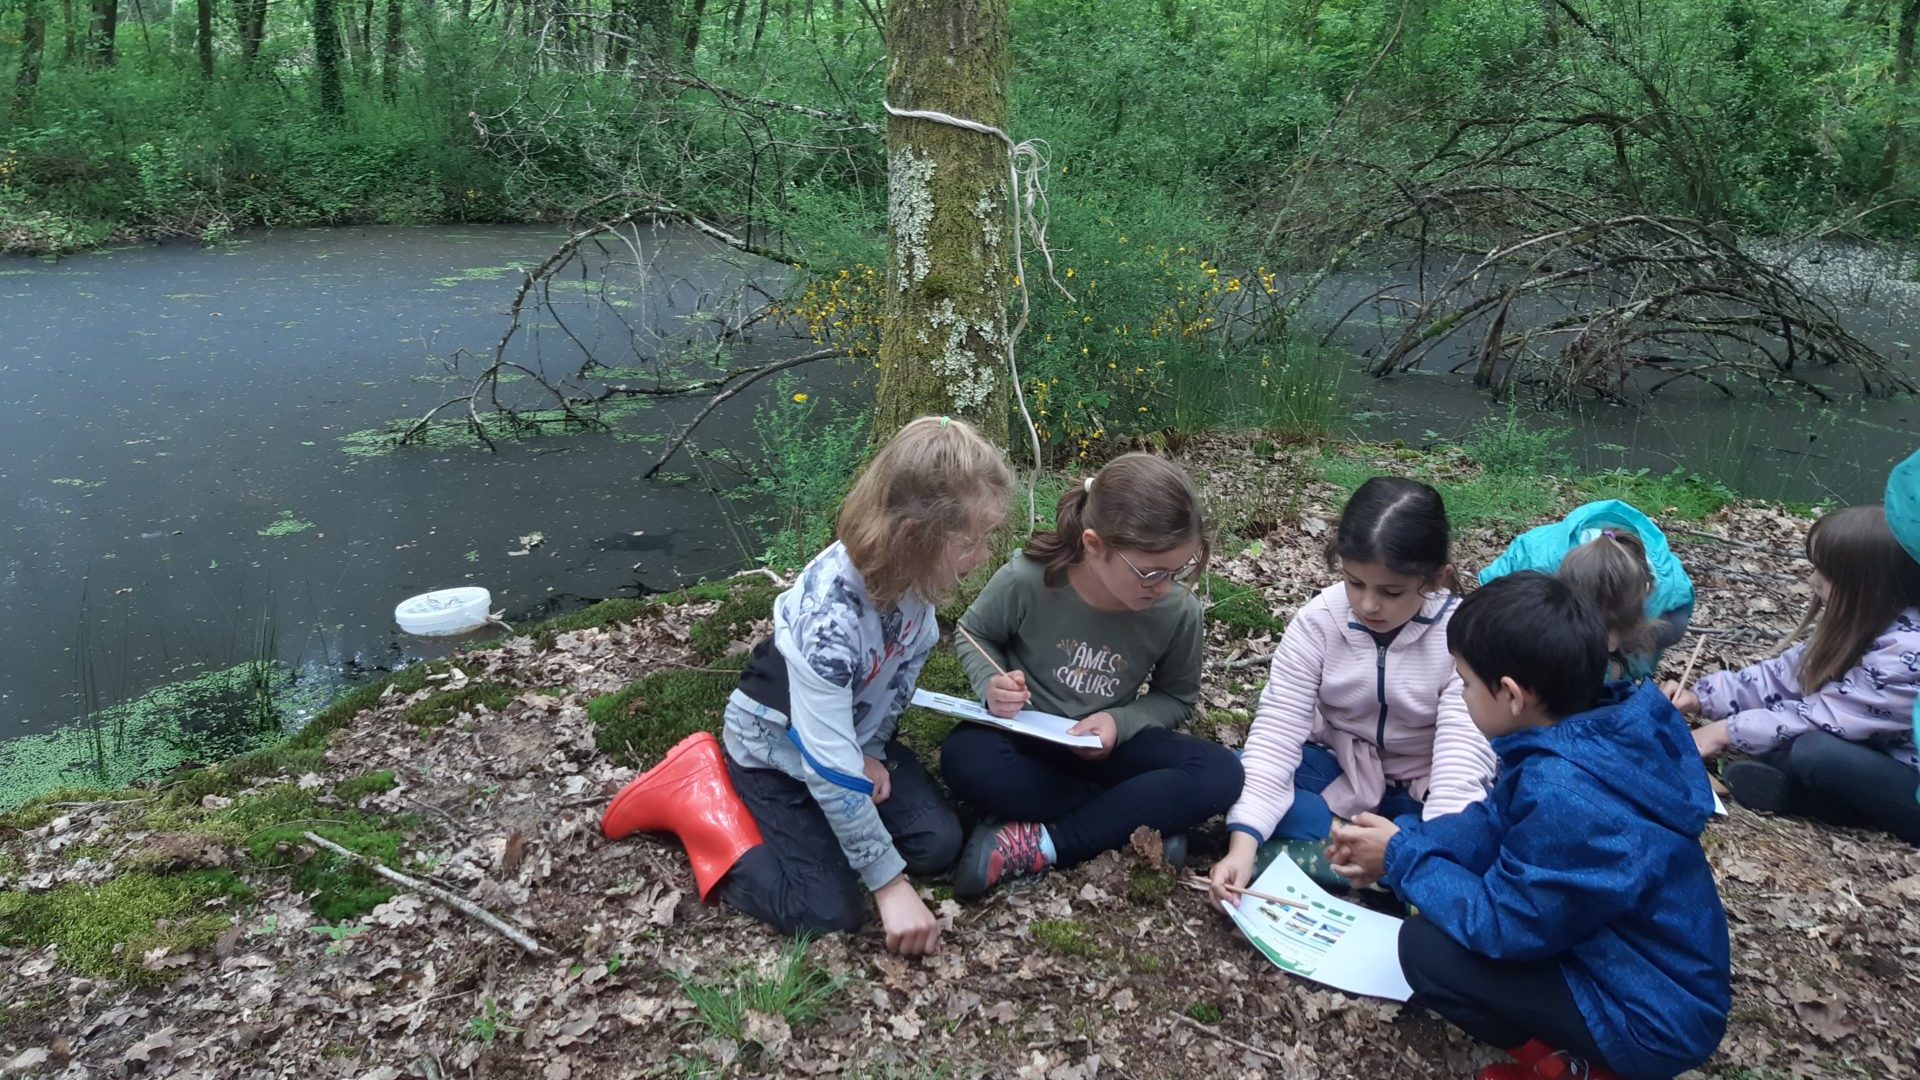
[954,820,1052,899]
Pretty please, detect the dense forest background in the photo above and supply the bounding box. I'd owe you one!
[3,0,1916,451]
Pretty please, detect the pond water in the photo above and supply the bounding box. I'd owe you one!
[0,224,824,745]
[1,226,1914,772]
[1318,244,1920,506]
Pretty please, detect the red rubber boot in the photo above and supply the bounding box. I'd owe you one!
[1475,1041,1619,1080]
[601,732,763,901]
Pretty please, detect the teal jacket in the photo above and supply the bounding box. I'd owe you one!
[1479,500,1694,621]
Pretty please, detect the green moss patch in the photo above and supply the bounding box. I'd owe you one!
[0,870,250,984]
[335,770,398,802]
[399,682,514,730]
[1200,574,1284,638]
[530,598,653,650]
[589,664,741,768]
[1030,918,1097,958]
[689,580,778,662]
[1127,868,1174,904]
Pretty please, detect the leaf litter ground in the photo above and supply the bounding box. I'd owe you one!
[2,436,1917,1079]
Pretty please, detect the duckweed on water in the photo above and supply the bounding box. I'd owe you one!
[257,511,316,537]
[431,264,531,288]
[337,398,659,458]
[0,661,325,812]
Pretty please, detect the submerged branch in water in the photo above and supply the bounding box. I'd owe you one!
[642,347,849,480]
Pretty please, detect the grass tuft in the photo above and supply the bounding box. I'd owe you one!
[676,939,840,1050]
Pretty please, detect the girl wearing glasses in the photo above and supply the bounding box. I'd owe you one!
[1209,476,1497,901]
[944,453,1244,899]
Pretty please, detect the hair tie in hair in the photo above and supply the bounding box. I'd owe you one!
[939,415,952,427]
[1084,477,1095,494]
[1602,528,1618,540]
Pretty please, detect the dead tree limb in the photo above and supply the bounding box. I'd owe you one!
[302,831,550,955]
[643,347,847,479]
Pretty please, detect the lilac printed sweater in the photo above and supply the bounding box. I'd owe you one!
[1692,609,1920,768]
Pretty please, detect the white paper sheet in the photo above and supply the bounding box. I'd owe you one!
[908,689,1103,749]
[1221,853,1413,1002]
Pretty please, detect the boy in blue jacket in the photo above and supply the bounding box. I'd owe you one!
[1331,572,1729,1080]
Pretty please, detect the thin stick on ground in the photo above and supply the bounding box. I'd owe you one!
[302,831,551,955]
[1170,1012,1290,1067]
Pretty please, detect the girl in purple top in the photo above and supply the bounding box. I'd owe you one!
[1668,505,1920,843]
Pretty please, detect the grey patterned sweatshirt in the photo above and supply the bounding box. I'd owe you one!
[723,542,939,891]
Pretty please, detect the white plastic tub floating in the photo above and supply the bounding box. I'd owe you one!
[394,587,493,637]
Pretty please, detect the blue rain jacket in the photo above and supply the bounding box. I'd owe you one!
[1383,681,1729,1080]
[1478,500,1695,622]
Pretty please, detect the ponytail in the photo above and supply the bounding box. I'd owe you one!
[1024,456,1209,586]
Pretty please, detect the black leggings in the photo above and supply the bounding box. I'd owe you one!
[1761,730,1920,844]
[938,725,1243,866]
[1398,915,1609,1064]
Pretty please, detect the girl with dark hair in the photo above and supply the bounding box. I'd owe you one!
[1671,503,1920,843]
[943,453,1244,899]
[1209,476,1496,899]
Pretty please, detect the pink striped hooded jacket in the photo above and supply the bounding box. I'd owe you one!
[1227,582,1497,840]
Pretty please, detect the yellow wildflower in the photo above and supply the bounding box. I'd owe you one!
[792,393,809,404]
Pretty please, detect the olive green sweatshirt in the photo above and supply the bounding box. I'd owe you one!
[955,554,1204,742]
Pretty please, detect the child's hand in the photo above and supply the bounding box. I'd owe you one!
[986,671,1030,718]
[1661,680,1702,716]
[1329,812,1399,888]
[1691,719,1731,760]
[862,754,892,805]
[1207,832,1258,907]
[1067,712,1119,760]
[875,876,941,956]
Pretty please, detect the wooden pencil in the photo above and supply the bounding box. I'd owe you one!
[1185,875,1310,910]
[955,624,1009,678]
[1678,634,1708,687]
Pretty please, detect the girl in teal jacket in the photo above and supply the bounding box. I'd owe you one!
[1480,500,1694,681]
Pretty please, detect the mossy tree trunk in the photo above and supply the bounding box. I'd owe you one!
[89,0,116,65]
[313,0,346,116]
[871,0,1011,447]
[1876,0,1919,192]
[195,0,213,79]
[15,0,47,109]
[382,0,401,101]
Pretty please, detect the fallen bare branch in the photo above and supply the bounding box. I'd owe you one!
[302,831,551,955]
[1170,1013,1290,1068]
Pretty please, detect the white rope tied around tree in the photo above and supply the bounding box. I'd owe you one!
[883,100,1073,533]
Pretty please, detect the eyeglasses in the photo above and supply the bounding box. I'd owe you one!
[1115,549,1200,586]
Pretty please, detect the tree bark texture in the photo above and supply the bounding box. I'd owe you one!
[61,0,77,59]
[235,0,269,69]
[89,0,117,65]
[872,0,1013,446]
[1876,0,1919,191]
[682,0,710,59]
[15,0,47,109]
[382,0,402,100]
[196,0,214,78]
[313,0,346,115]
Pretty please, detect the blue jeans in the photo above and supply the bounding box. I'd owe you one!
[1270,742,1424,840]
